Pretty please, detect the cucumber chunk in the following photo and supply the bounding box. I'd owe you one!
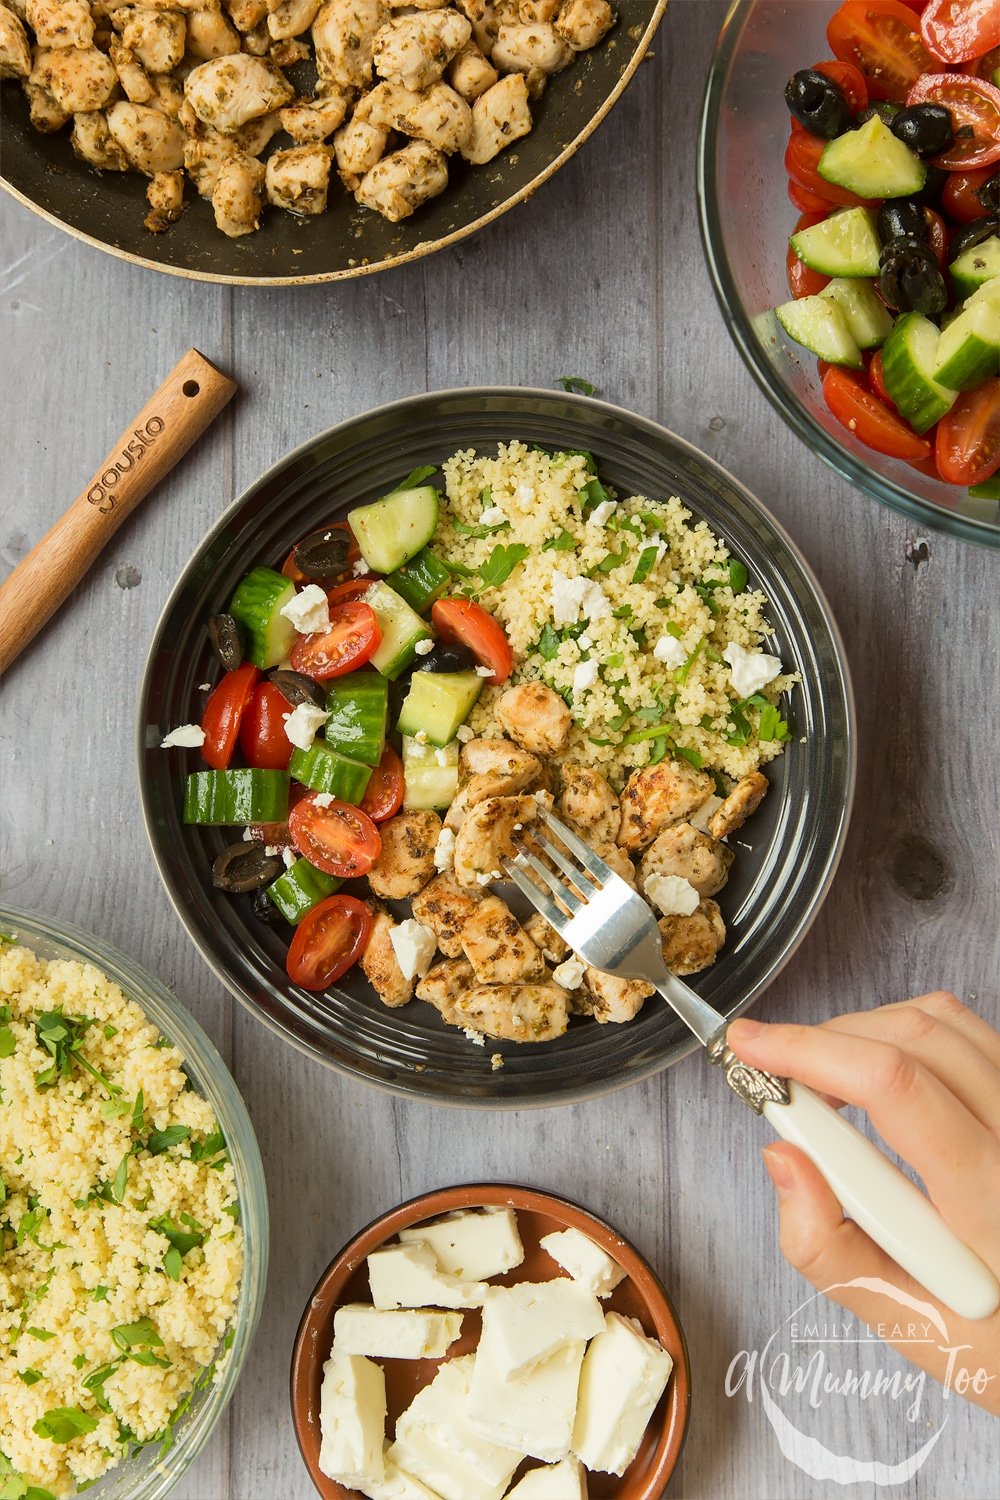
[967,275,1000,312]
[820,277,894,349]
[790,208,881,278]
[266,858,341,924]
[289,742,372,803]
[950,236,1000,301]
[228,567,297,669]
[818,114,925,199]
[183,769,289,825]
[396,670,483,748]
[775,295,863,368]
[402,735,459,811]
[348,486,439,575]
[969,474,1000,500]
[934,299,1000,390]
[323,670,388,766]
[881,313,958,434]
[363,579,433,680]
[387,547,451,613]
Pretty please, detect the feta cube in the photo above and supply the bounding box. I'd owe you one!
[643,873,700,917]
[314,791,335,808]
[688,794,724,835]
[398,1207,524,1281]
[366,1240,488,1310]
[652,634,687,669]
[391,1357,522,1498]
[475,665,493,678]
[363,1460,447,1500]
[282,848,296,869]
[388,919,438,981]
[549,572,611,627]
[317,1351,386,1489]
[387,1431,512,1500]
[571,1312,673,1476]
[572,660,598,695]
[467,1336,585,1463]
[478,1280,604,1380]
[505,1456,588,1499]
[539,1228,625,1299]
[433,827,456,872]
[160,723,206,749]
[283,702,328,750]
[587,499,615,527]
[551,958,585,991]
[722,640,782,699]
[479,505,506,526]
[414,638,434,655]
[333,1304,463,1360]
[280,583,330,634]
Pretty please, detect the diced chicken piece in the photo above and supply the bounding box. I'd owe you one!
[557,764,619,845]
[495,682,571,757]
[0,6,31,77]
[368,810,441,900]
[388,0,447,7]
[109,39,154,103]
[461,72,531,165]
[239,18,270,51]
[31,46,117,113]
[212,146,266,235]
[520,0,559,19]
[187,7,242,58]
[658,900,726,977]
[25,0,93,48]
[580,966,653,1024]
[451,981,569,1042]
[446,41,496,101]
[116,7,187,73]
[491,21,571,74]
[279,88,349,141]
[333,114,387,188]
[107,100,185,172]
[144,167,185,229]
[71,110,131,169]
[523,911,569,964]
[361,78,471,153]
[453,793,538,889]
[22,78,69,132]
[269,32,309,62]
[116,0,207,10]
[594,841,636,888]
[313,0,387,91]
[555,0,614,50]
[184,127,238,196]
[265,142,332,213]
[445,738,543,829]
[225,0,268,29]
[460,894,543,985]
[234,110,282,153]
[708,771,768,841]
[411,873,479,959]
[184,54,294,132]
[361,906,415,1008]
[267,0,321,38]
[617,760,714,853]
[355,139,447,222]
[460,0,498,54]
[147,74,185,117]
[416,957,474,1019]
[638,821,734,898]
[372,10,470,91]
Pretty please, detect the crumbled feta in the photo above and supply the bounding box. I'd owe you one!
[652,634,687,669]
[552,957,585,990]
[352,558,369,577]
[587,499,615,527]
[475,870,500,885]
[723,641,782,699]
[283,702,328,751]
[160,723,206,749]
[479,505,506,526]
[578,633,593,650]
[198,682,211,692]
[414,730,428,744]
[389,919,438,981]
[549,571,612,627]
[540,1226,626,1298]
[414,638,434,655]
[572,660,598,695]
[644,873,700,917]
[282,848,296,869]
[242,828,254,842]
[475,666,493,678]
[456,724,474,742]
[314,792,334,808]
[464,1028,486,1047]
[491,1052,504,1071]
[264,844,280,857]
[323,531,332,540]
[689,794,724,835]
[516,482,534,505]
[433,827,456,872]
[280,583,330,635]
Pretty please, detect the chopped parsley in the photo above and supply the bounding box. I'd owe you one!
[144,1125,190,1156]
[631,546,660,584]
[478,544,530,588]
[557,376,596,396]
[397,465,437,488]
[542,530,576,552]
[111,1317,170,1369]
[17,1369,43,1386]
[536,624,560,661]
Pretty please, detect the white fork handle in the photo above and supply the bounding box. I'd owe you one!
[762,1081,1000,1321]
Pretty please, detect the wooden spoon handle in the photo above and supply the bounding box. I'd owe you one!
[0,348,237,676]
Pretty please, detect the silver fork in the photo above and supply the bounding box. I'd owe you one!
[504,809,999,1322]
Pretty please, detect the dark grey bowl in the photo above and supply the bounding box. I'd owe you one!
[137,387,855,1105]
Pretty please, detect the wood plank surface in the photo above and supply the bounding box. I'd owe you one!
[1,2,998,1497]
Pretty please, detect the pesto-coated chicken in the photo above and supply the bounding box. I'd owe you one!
[617,761,715,852]
[354,139,448,222]
[184,53,294,132]
[638,821,734,899]
[460,894,543,984]
[361,906,416,1008]
[495,682,571,757]
[368,810,442,900]
[450,980,569,1042]
[265,142,333,214]
[708,771,768,840]
[411,873,480,959]
[313,0,387,89]
[372,9,470,90]
[658,900,726,976]
[107,100,185,172]
[461,70,531,163]
[211,146,266,234]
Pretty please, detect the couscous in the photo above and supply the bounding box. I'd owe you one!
[0,941,243,1498]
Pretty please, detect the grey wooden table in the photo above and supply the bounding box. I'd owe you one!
[2,3,998,1497]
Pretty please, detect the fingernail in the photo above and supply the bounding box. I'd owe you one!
[728,1017,763,1042]
[762,1146,793,1195]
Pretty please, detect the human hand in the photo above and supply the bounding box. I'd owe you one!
[727,991,1000,1415]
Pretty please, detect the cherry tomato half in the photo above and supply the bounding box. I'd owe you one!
[941,167,998,222]
[812,58,870,114]
[923,207,948,268]
[787,213,831,297]
[286,895,372,991]
[200,663,260,770]
[963,46,1000,86]
[921,0,1000,67]
[907,74,1000,170]
[822,367,933,461]
[326,578,376,606]
[935,379,1000,485]
[827,0,943,102]
[785,131,875,207]
[359,744,405,823]
[289,601,381,681]
[431,598,513,685]
[868,350,896,408]
[289,794,382,879]
[239,681,293,770]
[788,178,836,215]
[281,521,361,585]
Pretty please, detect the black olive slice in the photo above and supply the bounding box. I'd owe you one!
[208,613,243,672]
[251,887,285,925]
[949,216,999,261]
[212,840,285,893]
[292,530,351,583]
[268,668,325,708]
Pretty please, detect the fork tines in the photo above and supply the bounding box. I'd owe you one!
[502,810,614,924]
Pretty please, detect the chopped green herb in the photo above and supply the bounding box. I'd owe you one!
[81,1361,120,1412]
[130,1090,145,1134]
[222,1203,240,1224]
[542,530,576,552]
[33,1011,120,1099]
[110,1153,130,1205]
[100,1097,130,1121]
[579,478,612,513]
[605,653,625,669]
[32,1408,99,1443]
[589,549,628,575]
[452,518,510,538]
[648,736,669,766]
[148,1213,205,1257]
[26,1329,56,1341]
[631,546,660,584]
[163,1247,183,1282]
[612,604,632,620]
[188,1128,225,1163]
[442,557,478,579]
[398,465,437,489]
[675,638,705,685]
[478,544,530,588]
[103,1024,118,1040]
[757,703,792,743]
[18,1369,43,1387]
[675,745,704,769]
[145,1125,190,1156]
[111,1318,170,1369]
[725,701,753,747]
[623,723,675,744]
[16,1207,49,1247]
[729,559,749,593]
[557,376,596,396]
[90,1286,109,1303]
[72,1355,88,1371]
[0,1025,15,1059]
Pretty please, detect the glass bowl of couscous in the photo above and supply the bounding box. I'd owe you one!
[0,909,268,1500]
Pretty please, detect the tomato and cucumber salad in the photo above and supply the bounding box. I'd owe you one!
[176,466,515,990]
[776,0,1000,491]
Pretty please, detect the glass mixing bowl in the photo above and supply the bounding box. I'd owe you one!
[698,0,1000,549]
[137,386,855,1107]
[0,908,269,1500]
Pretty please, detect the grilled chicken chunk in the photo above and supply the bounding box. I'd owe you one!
[110,38,154,102]
[594,840,636,888]
[416,957,474,1018]
[580,967,654,1024]
[115,7,187,73]
[446,39,496,100]
[368,810,442,900]
[333,114,388,187]
[372,10,470,90]
[23,77,69,131]
[279,88,349,141]
[25,0,93,49]
[226,0,269,28]
[144,168,185,230]
[617,760,714,852]
[0,7,30,79]
[313,0,387,90]
[185,53,294,131]
[638,821,734,898]
[557,763,619,845]
[519,0,560,19]
[31,46,117,113]
[460,894,543,984]
[411,873,479,959]
[267,0,322,39]
[187,7,243,59]
[361,78,472,152]
[461,71,531,163]
[451,981,569,1042]
[265,143,333,213]
[658,900,726,976]
[555,0,614,50]
[71,109,131,169]
[211,147,266,234]
[107,100,185,172]
[495,682,571,757]
[361,906,415,1008]
[708,771,768,841]
[445,737,543,830]
[184,125,239,196]
[523,911,569,964]
[491,21,571,73]
[355,139,447,221]
[453,793,538,888]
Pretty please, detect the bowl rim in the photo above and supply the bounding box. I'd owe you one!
[0,905,270,1500]
[136,383,857,1106]
[695,0,1000,550]
[0,0,667,289]
[288,1181,692,1500]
